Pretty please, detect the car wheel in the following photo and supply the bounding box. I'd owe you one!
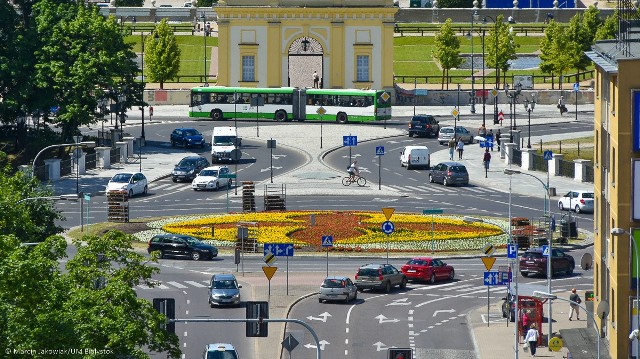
[521,271,528,277]
[354,291,357,301]
[128,189,134,198]
[210,302,214,308]
[429,274,436,284]
[567,264,575,275]
[443,178,449,186]
[429,174,434,183]
[384,281,391,293]
[357,288,364,292]
[408,132,414,137]
[400,277,407,289]
[172,178,177,183]
[143,185,148,195]
[211,109,223,121]
[318,298,323,303]
[448,269,455,280]
[158,250,165,259]
[575,205,582,214]
[558,202,565,211]
[191,251,201,261]
[215,182,220,191]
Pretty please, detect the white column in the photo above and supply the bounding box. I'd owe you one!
[520,148,535,171]
[503,143,516,165]
[574,159,590,182]
[123,136,135,158]
[95,147,112,169]
[550,153,564,177]
[44,158,61,181]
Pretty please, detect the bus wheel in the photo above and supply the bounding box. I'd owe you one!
[275,110,287,122]
[337,112,348,123]
[211,109,223,121]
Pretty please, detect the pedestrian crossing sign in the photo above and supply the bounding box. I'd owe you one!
[321,235,333,247]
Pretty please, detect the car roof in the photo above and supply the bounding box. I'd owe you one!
[410,257,434,261]
[175,127,198,131]
[360,263,388,268]
[440,126,467,130]
[213,274,237,281]
[203,165,229,170]
[324,276,350,280]
[403,145,429,151]
[179,155,205,161]
[565,190,593,195]
[205,343,236,352]
[435,161,466,167]
[153,234,193,240]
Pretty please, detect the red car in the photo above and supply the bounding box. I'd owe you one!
[401,257,455,283]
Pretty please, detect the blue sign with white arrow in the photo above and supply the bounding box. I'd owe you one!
[484,271,500,286]
[381,221,395,235]
[264,243,295,257]
[343,136,358,147]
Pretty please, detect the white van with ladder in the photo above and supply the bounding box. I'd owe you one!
[211,127,241,163]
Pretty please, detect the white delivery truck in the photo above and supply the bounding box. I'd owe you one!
[399,145,430,170]
[211,126,241,163]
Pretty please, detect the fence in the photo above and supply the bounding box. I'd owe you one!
[585,163,594,183]
[393,71,594,89]
[512,149,522,167]
[34,164,47,182]
[558,159,575,178]
[60,158,73,177]
[86,152,97,171]
[110,147,121,164]
[531,152,548,172]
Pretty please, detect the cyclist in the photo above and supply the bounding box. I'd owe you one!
[347,160,359,182]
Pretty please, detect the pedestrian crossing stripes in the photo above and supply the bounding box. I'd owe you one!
[136,280,209,290]
[383,184,503,195]
[152,183,190,192]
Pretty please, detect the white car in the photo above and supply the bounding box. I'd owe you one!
[191,166,232,191]
[558,190,594,214]
[106,172,148,197]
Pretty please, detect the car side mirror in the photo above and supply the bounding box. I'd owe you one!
[207,285,212,289]
[238,285,243,288]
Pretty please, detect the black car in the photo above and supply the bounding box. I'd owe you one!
[519,247,575,277]
[147,234,218,261]
[171,156,210,182]
[408,115,440,138]
[170,128,206,148]
[429,162,469,186]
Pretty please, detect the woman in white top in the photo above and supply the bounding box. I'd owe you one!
[456,138,465,160]
[523,323,539,356]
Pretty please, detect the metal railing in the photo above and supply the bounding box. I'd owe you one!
[531,152,548,172]
[393,71,594,89]
[512,149,522,167]
[585,163,594,183]
[558,159,576,178]
[86,152,97,171]
[60,158,72,177]
[110,147,121,164]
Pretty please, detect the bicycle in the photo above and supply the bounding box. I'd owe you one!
[342,175,367,187]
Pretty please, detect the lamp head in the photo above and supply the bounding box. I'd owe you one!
[631,329,640,341]
[611,228,626,236]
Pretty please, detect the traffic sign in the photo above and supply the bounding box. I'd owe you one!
[542,245,550,257]
[264,243,294,257]
[264,253,277,265]
[422,208,444,215]
[481,257,496,271]
[262,266,277,280]
[548,336,563,351]
[84,194,91,201]
[451,108,459,118]
[316,106,326,115]
[380,92,391,102]
[282,334,300,352]
[507,244,518,259]
[480,139,493,148]
[490,89,498,97]
[498,271,512,284]
[498,111,504,123]
[219,173,237,179]
[482,243,495,256]
[343,135,358,146]
[543,150,553,161]
[483,271,500,286]
[321,235,333,247]
[381,221,395,235]
[573,83,580,92]
[414,89,428,96]
[382,207,395,220]
[376,146,385,156]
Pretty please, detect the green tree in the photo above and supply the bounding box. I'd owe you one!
[485,15,518,88]
[566,14,592,72]
[435,0,475,8]
[145,19,182,90]
[115,0,144,6]
[432,19,462,90]
[582,6,602,44]
[595,11,618,40]
[0,231,181,358]
[539,20,574,90]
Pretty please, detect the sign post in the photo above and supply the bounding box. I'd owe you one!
[267,139,276,183]
[321,235,333,276]
[381,208,395,264]
[482,244,496,327]
[317,106,326,149]
[376,146,385,190]
[574,82,579,122]
[423,208,444,253]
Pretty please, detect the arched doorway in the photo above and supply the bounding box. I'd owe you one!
[288,36,324,88]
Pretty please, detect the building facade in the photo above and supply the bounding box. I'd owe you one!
[587,39,640,358]
[214,0,397,92]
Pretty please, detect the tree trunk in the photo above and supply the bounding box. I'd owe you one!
[441,70,445,90]
[160,81,164,90]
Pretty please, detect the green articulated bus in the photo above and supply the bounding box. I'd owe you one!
[189,86,392,123]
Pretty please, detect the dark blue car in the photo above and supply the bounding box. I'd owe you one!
[170,128,206,148]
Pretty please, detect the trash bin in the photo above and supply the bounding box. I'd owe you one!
[561,220,577,238]
[548,187,556,197]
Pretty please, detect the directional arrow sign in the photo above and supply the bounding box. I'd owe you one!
[433,309,456,317]
[262,266,277,280]
[306,312,332,322]
[386,298,411,306]
[373,342,389,351]
[375,314,400,324]
[304,340,329,350]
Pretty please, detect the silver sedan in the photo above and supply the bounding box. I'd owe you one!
[318,276,358,304]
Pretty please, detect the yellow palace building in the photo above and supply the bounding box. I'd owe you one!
[214,0,397,93]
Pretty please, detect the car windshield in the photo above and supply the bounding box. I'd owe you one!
[200,169,219,177]
[184,129,200,136]
[177,159,197,167]
[322,279,346,288]
[523,252,543,259]
[582,192,594,199]
[206,351,238,359]
[213,280,237,289]
[407,259,428,266]
[213,136,235,145]
[358,268,379,276]
[441,128,454,134]
[110,173,132,183]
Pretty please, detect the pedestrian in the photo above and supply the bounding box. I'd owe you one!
[448,137,456,161]
[483,148,491,178]
[313,70,320,88]
[488,129,494,151]
[456,138,464,160]
[558,96,566,116]
[495,129,502,151]
[478,123,487,137]
[569,288,581,321]
[521,309,531,339]
[523,323,539,356]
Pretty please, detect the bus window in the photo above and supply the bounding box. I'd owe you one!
[191,94,202,107]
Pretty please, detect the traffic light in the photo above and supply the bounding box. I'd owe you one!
[388,348,413,359]
[153,298,176,335]
[246,301,268,337]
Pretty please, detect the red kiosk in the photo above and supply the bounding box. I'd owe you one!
[504,283,545,346]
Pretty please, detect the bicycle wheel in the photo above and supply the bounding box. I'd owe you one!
[342,177,351,186]
[356,177,367,187]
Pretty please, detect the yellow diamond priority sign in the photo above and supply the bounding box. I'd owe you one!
[382,207,395,221]
[381,92,390,102]
[262,266,278,281]
[316,106,326,115]
[490,89,498,97]
[451,108,459,118]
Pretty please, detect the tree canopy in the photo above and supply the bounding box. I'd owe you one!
[484,15,518,88]
[433,19,462,90]
[144,19,182,90]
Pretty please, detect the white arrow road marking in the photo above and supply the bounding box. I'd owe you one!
[271,154,287,159]
[304,340,330,350]
[373,342,390,351]
[433,309,456,317]
[386,297,411,306]
[260,166,282,172]
[375,314,400,324]
[306,312,332,322]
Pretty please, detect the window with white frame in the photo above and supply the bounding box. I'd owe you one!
[242,55,255,82]
[356,55,369,82]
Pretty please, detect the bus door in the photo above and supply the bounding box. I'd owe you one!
[293,88,306,121]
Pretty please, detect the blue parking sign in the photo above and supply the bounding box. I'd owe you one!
[507,244,518,259]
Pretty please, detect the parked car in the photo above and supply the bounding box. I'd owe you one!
[318,276,358,303]
[192,166,232,191]
[202,343,239,359]
[429,162,469,186]
[147,234,218,261]
[519,247,575,277]
[354,263,407,293]
[170,128,206,148]
[172,156,210,183]
[106,172,148,197]
[558,190,594,213]
[408,115,440,137]
[437,126,474,145]
[208,274,242,307]
[400,145,430,169]
[401,257,455,283]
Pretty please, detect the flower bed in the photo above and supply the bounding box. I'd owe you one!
[143,211,509,252]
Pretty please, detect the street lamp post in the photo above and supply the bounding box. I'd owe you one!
[200,13,209,87]
[611,227,640,358]
[533,291,600,359]
[469,9,479,114]
[483,16,500,124]
[481,29,486,127]
[505,83,522,142]
[523,94,536,148]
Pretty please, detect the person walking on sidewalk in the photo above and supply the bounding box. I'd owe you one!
[313,71,320,88]
[558,96,566,116]
[495,129,502,151]
[524,323,539,356]
[448,137,456,161]
[521,309,531,339]
[569,288,581,320]
[483,149,491,178]
[456,138,464,160]
[487,129,495,151]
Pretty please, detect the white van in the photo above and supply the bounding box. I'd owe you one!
[400,145,430,169]
[211,127,241,163]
